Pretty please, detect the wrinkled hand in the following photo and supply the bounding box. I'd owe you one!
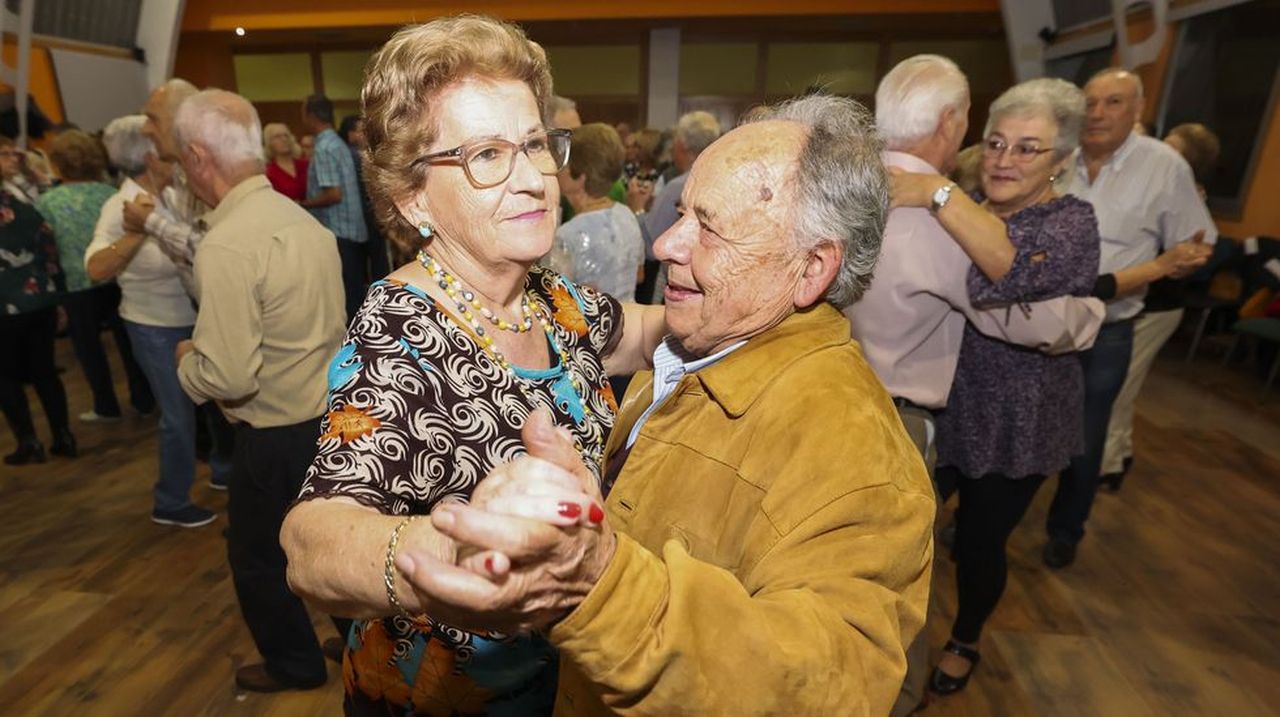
[626,176,654,213]
[1160,231,1211,279]
[395,410,614,633]
[888,168,948,210]
[122,194,156,234]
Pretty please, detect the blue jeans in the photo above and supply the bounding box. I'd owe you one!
[1046,319,1135,545]
[124,321,232,511]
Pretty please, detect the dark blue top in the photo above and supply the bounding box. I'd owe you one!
[936,194,1101,479]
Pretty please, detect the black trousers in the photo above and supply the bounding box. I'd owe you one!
[0,307,69,441]
[63,284,153,417]
[228,417,326,686]
[335,235,389,324]
[940,467,1047,644]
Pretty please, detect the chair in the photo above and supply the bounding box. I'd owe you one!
[1221,317,1280,393]
[1183,238,1244,363]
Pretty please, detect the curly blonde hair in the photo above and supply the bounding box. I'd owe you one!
[361,14,553,254]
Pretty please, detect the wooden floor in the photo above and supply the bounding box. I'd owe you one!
[1,331,1277,716]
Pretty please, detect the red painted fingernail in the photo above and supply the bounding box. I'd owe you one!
[588,503,605,524]
[484,556,494,573]
[558,502,582,519]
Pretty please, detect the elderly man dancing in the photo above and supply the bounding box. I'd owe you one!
[393,95,935,716]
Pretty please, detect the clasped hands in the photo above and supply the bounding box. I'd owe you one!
[396,408,616,634]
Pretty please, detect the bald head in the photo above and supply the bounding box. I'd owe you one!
[143,78,199,161]
[1083,68,1145,159]
[1086,68,1143,100]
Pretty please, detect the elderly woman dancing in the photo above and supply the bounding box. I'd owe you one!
[890,78,1102,694]
[85,116,221,527]
[280,15,663,715]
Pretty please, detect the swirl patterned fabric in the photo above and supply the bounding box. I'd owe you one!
[298,264,621,716]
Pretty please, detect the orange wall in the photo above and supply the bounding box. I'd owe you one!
[1217,106,1280,239]
[182,0,998,31]
[1,41,66,130]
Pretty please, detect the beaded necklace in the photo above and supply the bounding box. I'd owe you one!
[418,251,594,425]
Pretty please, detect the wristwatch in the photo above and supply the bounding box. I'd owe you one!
[930,182,957,214]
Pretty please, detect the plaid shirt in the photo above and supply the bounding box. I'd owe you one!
[306,128,367,243]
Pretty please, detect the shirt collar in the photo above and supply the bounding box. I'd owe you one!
[652,335,744,388]
[1075,130,1139,176]
[883,150,941,175]
[204,174,272,228]
[694,303,854,418]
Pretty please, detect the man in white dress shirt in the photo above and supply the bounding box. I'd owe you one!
[1043,68,1216,569]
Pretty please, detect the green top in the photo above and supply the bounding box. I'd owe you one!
[561,177,628,223]
[0,190,63,315]
[35,181,118,293]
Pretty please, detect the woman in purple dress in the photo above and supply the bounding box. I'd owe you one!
[891,78,1100,695]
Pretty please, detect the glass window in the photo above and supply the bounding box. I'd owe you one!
[765,42,878,97]
[1161,2,1280,210]
[233,53,313,102]
[544,46,642,96]
[321,51,372,101]
[681,43,758,96]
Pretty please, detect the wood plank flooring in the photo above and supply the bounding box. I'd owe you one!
[1,331,1277,716]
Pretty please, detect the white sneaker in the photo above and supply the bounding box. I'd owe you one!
[79,411,123,423]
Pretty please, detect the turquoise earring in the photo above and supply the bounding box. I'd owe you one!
[418,223,434,239]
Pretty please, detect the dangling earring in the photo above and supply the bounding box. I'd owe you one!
[418,222,434,239]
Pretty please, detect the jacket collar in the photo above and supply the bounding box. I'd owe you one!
[693,303,853,418]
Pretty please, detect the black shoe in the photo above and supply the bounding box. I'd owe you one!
[1098,471,1124,491]
[928,639,980,696]
[1100,456,1134,492]
[1043,539,1077,569]
[4,438,47,465]
[50,429,77,458]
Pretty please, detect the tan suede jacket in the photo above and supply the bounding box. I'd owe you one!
[549,303,935,716]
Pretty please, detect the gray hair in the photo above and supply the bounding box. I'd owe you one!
[548,95,577,116]
[174,89,264,173]
[747,95,887,308]
[675,110,721,155]
[875,54,969,149]
[984,78,1086,160]
[101,114,155,176]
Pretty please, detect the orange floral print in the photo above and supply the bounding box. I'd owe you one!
[321,404,382,443]
[548,283,589,336]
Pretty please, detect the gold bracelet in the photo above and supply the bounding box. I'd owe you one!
[384,515,420,617]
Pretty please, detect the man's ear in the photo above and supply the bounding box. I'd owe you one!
[794,239,842,309]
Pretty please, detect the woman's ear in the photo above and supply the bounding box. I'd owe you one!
[394,193,433,232]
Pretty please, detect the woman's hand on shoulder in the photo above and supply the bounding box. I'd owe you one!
[888,168,948,210]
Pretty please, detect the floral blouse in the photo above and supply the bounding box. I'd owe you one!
[298,264,621,716]
[0,190,63,315]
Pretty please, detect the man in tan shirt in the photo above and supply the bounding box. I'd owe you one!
[173,89,345,693]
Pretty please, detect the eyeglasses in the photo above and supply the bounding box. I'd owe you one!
[417,129,572,188]
[983,137,1055,163]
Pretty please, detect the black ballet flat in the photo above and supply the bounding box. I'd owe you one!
[928,639,980,696]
